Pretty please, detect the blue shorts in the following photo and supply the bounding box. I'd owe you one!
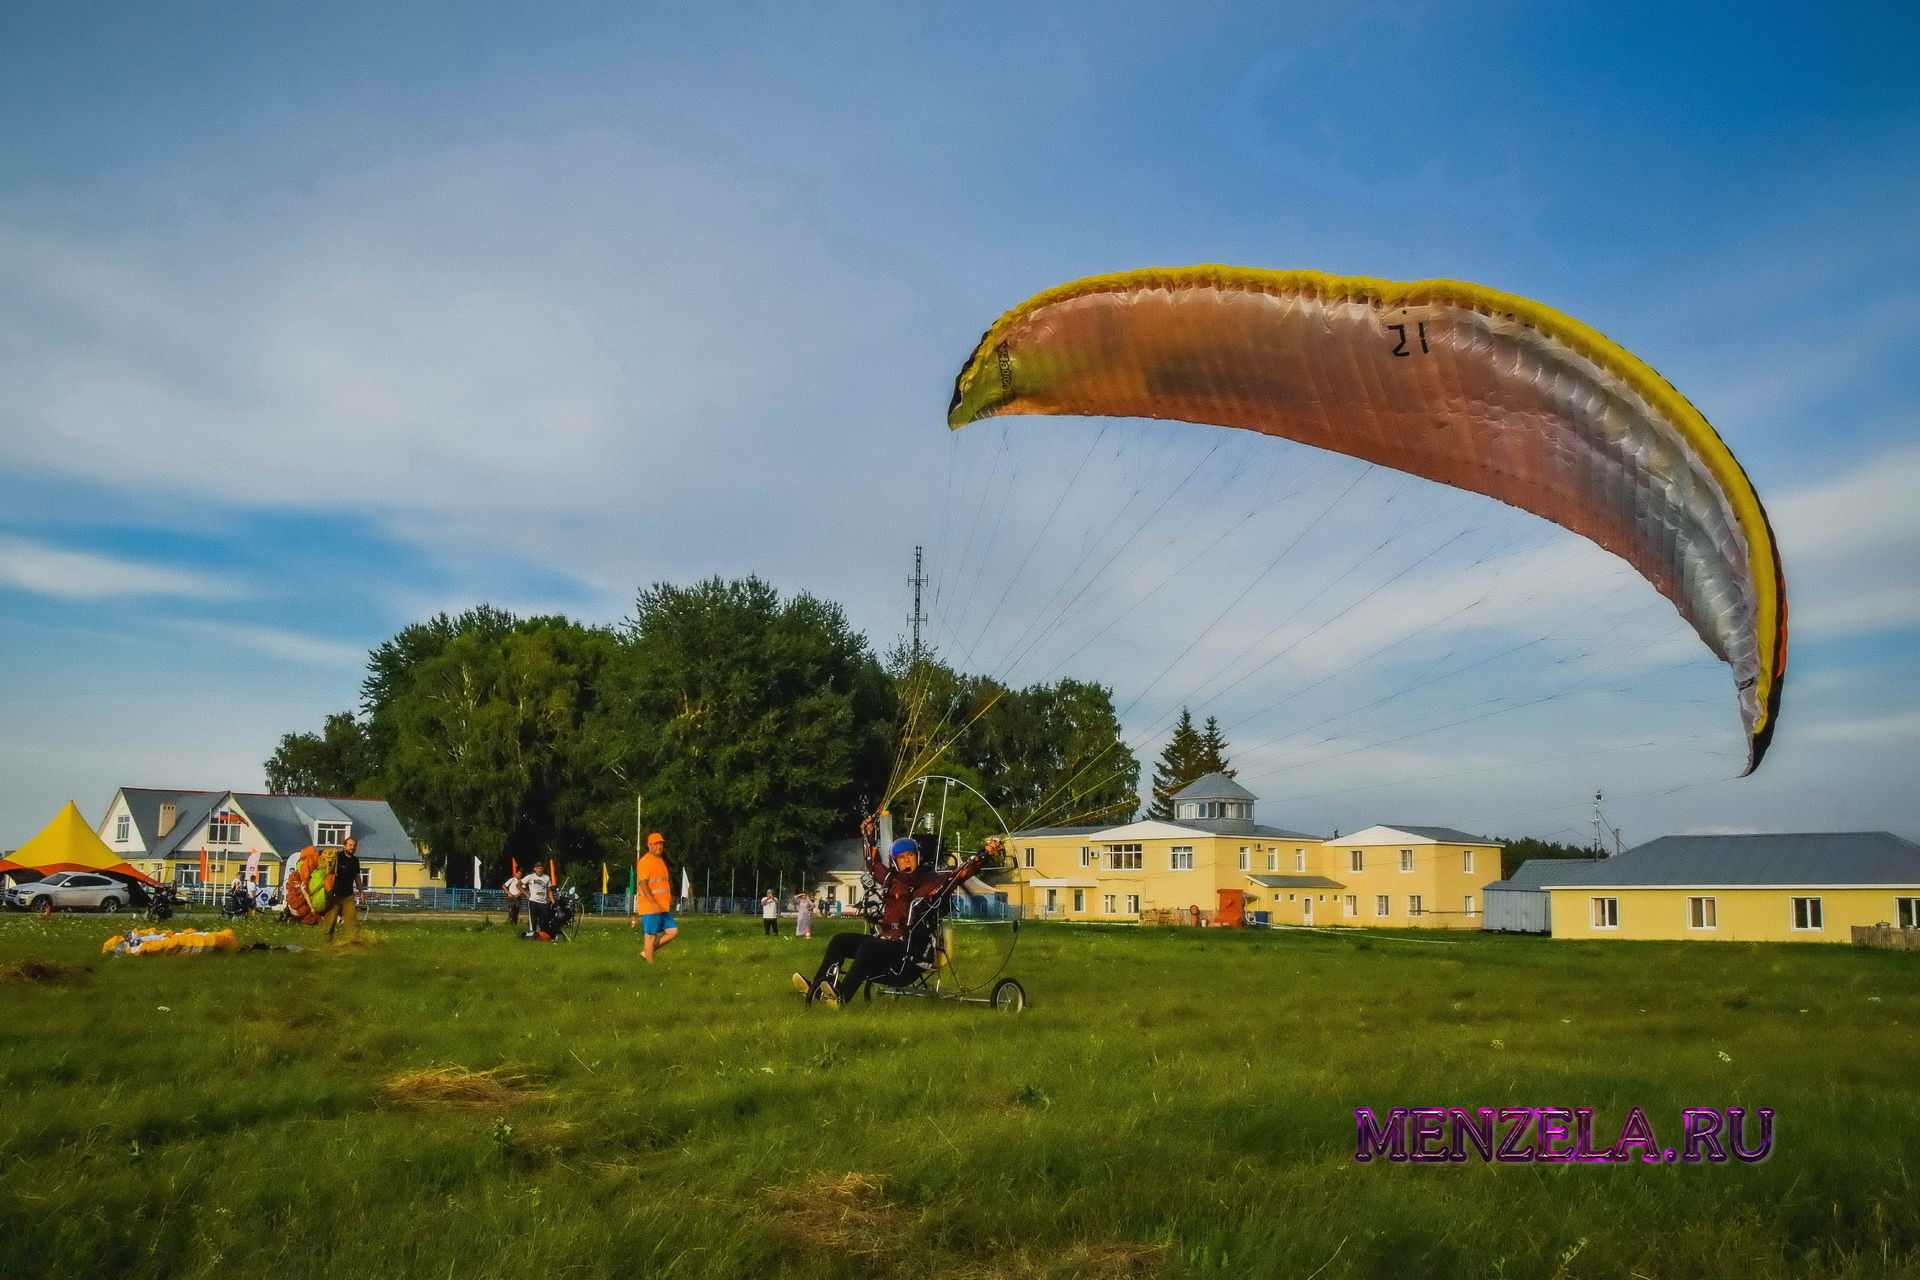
[640,912,677,935]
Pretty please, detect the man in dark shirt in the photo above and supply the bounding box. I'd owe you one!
[314,837,363,943]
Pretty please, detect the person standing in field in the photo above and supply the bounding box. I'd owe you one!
[521,864,552,938]
[794,891,814,939]
[761,891,780,937]
[634,832,678,963]
[313,837,363,943]
[504,871,524,927]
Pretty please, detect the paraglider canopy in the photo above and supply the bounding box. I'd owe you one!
[949,266,1786,772]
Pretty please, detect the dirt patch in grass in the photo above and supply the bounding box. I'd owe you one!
[765,1172,909,1263]
[0,959,83,984]
[947,1242,1169,1280]
[381,1065,542,1108]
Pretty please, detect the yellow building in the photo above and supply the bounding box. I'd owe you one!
[1541,832,1920,944]
[1315,825,1503,931]
[97,787,442,895]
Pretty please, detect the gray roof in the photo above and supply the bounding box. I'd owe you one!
[116,789,224,857]
[1172,772,1257,802]
[1483,857,1605,894]
[1246,874,1345,890]
[118,788,421,863]
[1379,825,1497,844]
[1184,819,1323,840]
[1527,832,1920,888]
[1008,825,1108,839]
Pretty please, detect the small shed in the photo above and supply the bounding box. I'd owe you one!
[1481,858,1602,934]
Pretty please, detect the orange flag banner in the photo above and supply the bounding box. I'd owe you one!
[511,858,519,878]
[199,848,210,884]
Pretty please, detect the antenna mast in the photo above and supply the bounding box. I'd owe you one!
[909,545,928,662]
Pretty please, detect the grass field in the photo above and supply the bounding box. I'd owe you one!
[2,909,1918,1280]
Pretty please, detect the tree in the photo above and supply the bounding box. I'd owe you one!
[608,577,892,891]
[1147,709,1207,820]
[1196,716,1235,778]
[264,712,375,796]
[1495,836,1603,881]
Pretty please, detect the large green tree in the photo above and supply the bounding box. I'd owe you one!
[264,712,376,796]
[1147,708,1207,819]
[608,577,892,892]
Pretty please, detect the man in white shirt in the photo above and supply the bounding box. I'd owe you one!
[503,871,524,927]
[522,866,552,938]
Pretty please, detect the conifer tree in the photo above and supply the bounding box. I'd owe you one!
[1196,716,1235,779]
[1147,709,1207,819]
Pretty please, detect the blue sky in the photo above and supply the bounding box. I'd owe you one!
[2,1,1916,849]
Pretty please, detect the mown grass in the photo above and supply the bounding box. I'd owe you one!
[1,910,1917,1279]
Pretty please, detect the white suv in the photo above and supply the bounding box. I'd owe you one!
[6,872,131,913]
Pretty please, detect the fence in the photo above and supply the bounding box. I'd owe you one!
[151,885,1023,920]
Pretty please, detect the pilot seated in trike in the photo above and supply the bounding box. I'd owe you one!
[793,835,986,1006]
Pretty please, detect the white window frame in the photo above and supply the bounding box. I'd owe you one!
[1294,849,1306,872]
[1124,894,1140,914]
[1790,896,1823,931]
[1462,849,1474,874]
[115,814,130,842]
[209,818,240,845]
[1105,843,1142,871]
[1072,889,1085,913]
[1170,846,1194,871]
[1237,848,1249,871]
[1024,847,1036,869]
[1079,846,1092,868]
[1101,894,1116,915]
[1267,851,1278,872]
[1045,888,1059,912]
[1350,849,1364,873]
[317,821,349,847]
[1408,894,1424,918]
[1375,894,1390,917]
[1688,896,1718,930]
[1463,894,1474,915]
[1591,896,1620,929]
[1344,894,1357,917]
[1399,849,1414,873]
[1898,897,1920,930]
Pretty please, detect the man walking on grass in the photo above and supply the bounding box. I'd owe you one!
[634,832,679,963]
[313,837,363,943]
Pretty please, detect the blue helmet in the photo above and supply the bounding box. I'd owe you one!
[888,837,920,864]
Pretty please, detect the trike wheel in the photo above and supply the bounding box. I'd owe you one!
[990,978,1027,1013]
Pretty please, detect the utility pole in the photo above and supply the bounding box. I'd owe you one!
[909,545,928,662]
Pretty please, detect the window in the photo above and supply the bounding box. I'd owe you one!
[1170,846,1194,870]
[176,865,200,887]
[1105,843,1142,870]
[1791,897,1823,931]
[115,814,129,842]
[1294,849,1306,872]
[1079,846,1092,868]
[1408,895,1424,917]
[1045,888,1059,911]
[1899,897,1920,929]
[1349,849,1364,873]
[1102,894,1116,914]
[1124,894,1140,914]
[209,817,241,845]
[1344,894,1357,917]
[317,821,349,847]
[1267,851,1277,871]
[1688,896,1718,929]
[1591,897,1619,929]
[1237,847,1249,871]
[1072,889,1085,912]
[1024,847,1036,868]
[1462,849,1474,874]
[1463,895,1475,915]
[1399,849,1414,872]
[1375,894,1390,917]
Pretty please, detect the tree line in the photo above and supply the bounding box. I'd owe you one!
[265,576,1145,889]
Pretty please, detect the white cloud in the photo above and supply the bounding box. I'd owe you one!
[1798,710,1920,748]
[0,535,240,601]
[170,620,366,668]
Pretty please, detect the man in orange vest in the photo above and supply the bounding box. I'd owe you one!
[634,832,678,963]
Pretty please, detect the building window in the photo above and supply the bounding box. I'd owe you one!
[1899,897,1920,929]
[1409,895,1424,918]
[1375,894,1390,917]
[1688,896,1718,929]
[1791,897,1823,931]
[1294,849,1306,872]
[1045,888,1059,912]
[1102,894,1116,914]
[1170,846,1194,870]
[1349,849,1363,873]
[1591,897,1619,929]
[1344,894,1357,917]
[1237,847,1249,871]
[1125,894,1140,914]
[1079,846,1092,868]
[1024,847,1036,868]
[176,865,200,887]
[317,822,349,847]
[209,818,240,845]
[1267,851,1277,871]
[1072,889,1085,912]
[1463,895,1474,915]
[1105,843,1142,870]
[1399,849,1413,872]
[1462,849,1474,874]
[115,814,130,842]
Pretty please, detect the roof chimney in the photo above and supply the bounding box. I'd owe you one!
[158,803,178,838]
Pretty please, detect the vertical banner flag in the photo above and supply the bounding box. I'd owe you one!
[600,862,609,894]
[246,851,260,884]
[682,868,692,901]
[473,855,481,890]
[199,848,210,884]
[511,858,519,878]
[549,859,557,884]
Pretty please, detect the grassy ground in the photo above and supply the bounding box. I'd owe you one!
[2,909,1918,1280]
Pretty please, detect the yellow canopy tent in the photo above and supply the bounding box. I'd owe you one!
[4,801,161,886]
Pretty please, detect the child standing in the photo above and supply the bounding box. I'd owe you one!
[794,891,813,939]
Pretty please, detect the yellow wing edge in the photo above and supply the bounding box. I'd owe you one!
[947,266,1786,766]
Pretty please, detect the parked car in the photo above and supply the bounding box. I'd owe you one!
[5,871,133,913]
